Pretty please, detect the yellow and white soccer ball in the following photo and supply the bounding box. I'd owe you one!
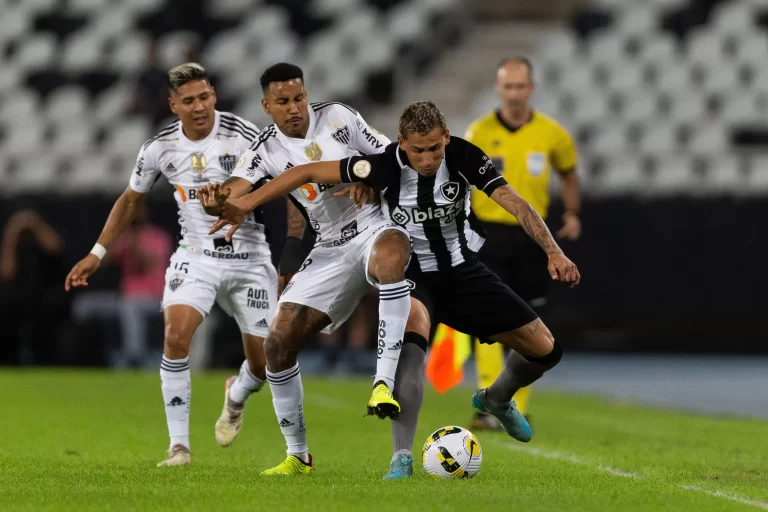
[422,426,482,478]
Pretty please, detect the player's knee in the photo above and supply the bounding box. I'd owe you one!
[369,231,411,284]
[527,339,562,370]
[163,326,192,359]
[264,329,297,372]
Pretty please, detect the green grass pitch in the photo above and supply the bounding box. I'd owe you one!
[1,369,767,511]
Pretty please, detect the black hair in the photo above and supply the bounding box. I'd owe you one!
[260,62,304,92]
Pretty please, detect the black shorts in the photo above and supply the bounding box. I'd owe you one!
[477,222,549,305]
[406,258,538,343]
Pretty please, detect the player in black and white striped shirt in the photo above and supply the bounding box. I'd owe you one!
[212,101,580,478]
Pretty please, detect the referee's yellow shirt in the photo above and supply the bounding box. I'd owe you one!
[466,110,577,225]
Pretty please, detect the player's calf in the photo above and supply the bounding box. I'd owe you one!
[367,229,411,415]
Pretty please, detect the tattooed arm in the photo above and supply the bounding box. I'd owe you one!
[490,185,560,254]
[489,184,581,286]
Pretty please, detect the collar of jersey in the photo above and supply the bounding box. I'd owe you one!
[275,106,317,145]
[395,146,411,169]
[179,110,221,144]
[494,109,535,134]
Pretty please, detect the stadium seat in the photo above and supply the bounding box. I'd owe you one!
[641,122,682,154]
[242,5,291,36]
[312,0,363,18]
[68,0,111,16]
[0,8,32,45]
[688,125,728,156]
[7,154,61,194]
[50,121,97,158]
[207,0,261,19]
[111,34,151,75]
[634,33,679,63]
[0,91,40,125]
[13,33,57,72]
[103,119,152,160]
[594,155,647,196]
[387,1,430,44]
[157,32,203,71]
[62,31,106,73]
[710,2,757,35]
[650,155,695,196]
[92,84,132,125]
[703,156,745,195]
[590,123,630,154]
[45,86,90,125]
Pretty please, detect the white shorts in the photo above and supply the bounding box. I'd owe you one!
[280,219,410,333]
[162,247,278,337]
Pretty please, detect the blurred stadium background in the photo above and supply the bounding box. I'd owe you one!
[1,0,765,394]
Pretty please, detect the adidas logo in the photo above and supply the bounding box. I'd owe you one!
[165,162,176,173]
[279,418,295,428]
[167,396,186,407]
[255,318,269,328]
[388,339,403,351]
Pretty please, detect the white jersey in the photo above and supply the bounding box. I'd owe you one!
[231,102,391,247]
[130,111,271,265]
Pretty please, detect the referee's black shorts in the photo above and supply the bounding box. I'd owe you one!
[406,258,537,343]
[476,221,550,306]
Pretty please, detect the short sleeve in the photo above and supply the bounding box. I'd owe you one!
[231,145,273,184]
[129,143,161,193]
[456,138,507,196]
[339,152,394,189]
[551,125,578,172]
[344,107,392,155]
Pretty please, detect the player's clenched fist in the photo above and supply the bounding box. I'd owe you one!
[547,252,581,287]
[64,254,101,291]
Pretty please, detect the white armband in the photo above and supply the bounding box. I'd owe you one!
[90,243,107,260]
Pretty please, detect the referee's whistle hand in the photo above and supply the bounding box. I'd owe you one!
[547,252,581,287]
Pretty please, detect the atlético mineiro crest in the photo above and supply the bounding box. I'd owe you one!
[440,181,460,202]
[219,154,237,173]
[331,125,350,145]
[169,276,184,292]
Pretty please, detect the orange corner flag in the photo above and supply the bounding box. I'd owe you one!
[425,324,471,393]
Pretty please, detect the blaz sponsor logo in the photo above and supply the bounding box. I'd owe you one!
[362,127,384,150]
[390,206,410,226]
[246,288,269,309]
[213,237,234,252]
[219,154,237,173]
[413,198,465,225]
[332,220,359,246]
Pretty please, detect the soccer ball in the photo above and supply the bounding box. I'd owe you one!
[422,426,482,478]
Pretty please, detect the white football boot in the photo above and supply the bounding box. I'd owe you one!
[157,444,191,467]
[215,375,245,447]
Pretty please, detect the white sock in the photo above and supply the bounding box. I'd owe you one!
[375,281,411,389]
[229,360,265,405]
[160,355,191,451]
[266,363,308,461]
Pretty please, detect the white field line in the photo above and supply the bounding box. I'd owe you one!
[498,442,768,510]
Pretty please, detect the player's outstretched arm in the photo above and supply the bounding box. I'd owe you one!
[490,184,581,287]
[64,187,147,291]
[209,161,341,240]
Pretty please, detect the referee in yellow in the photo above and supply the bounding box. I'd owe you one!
[466,57,581,431]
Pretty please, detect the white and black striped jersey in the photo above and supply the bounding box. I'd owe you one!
[129,111,272,264]
[340,137,508,272]
[231,102,391,247]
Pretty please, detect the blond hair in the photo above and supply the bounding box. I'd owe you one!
[167,62,209,91]
[398,101,447,137]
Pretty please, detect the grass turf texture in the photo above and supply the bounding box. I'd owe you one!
[1,370,767,512]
